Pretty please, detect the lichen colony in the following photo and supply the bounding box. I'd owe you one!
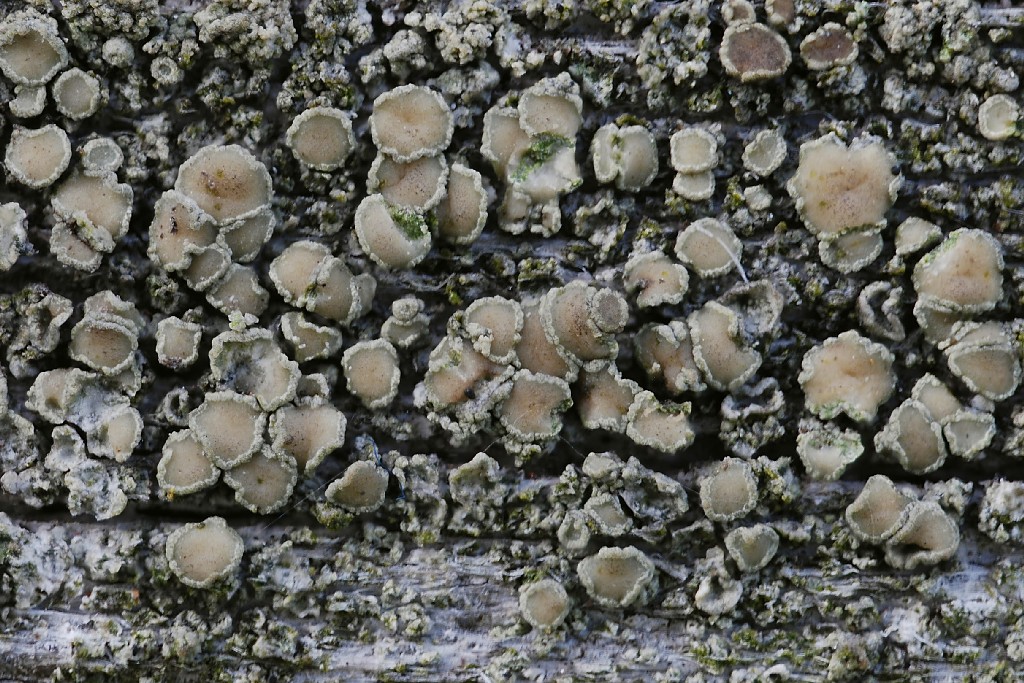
[2,0,1024,680]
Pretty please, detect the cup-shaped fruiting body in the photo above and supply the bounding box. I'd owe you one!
[943,409,996,460]
[421,334,509,409]
[326,460,389,513]
[576,361,640,433]
[912,229,1004,315]
[722,0,755,25]
[717,279,785,338]
[720,23,791,82]
[498,370,572,441]
[978,94,1018,142]
[463,297,523,364]
[541,282,623,365]
[516,301,578,382]
[280,312,342,362]
[0,203,27,271]
[910,374,961,423]
[310,258,375,325]
[884,501,960,570]
[688,302,761,392]
[270,399,346,475]
[296,374,330,401]
[209,328,300,411]
[382,297,429,349]
[49,226,98,273]
[342,340,400,410]
[10,84,46,118]
[694,568,743,617]
[894,217,941,257]
[175,144,272,223]
[742,129,787,176]
[5,125,72,188]
[577,546,656,609]
[944,321,1017,365]
[157,430,219,497]
[557,509,591,555]
[593,287,629,335]
[150,55,181,85]
[218,208,275,263]
[942,322,1021,401]
[482,106,532,179]
[51,171,133,252]
[585,493,632,536]
[370,85,453,162]
[206,264,270,317]
[86,404,142,462]
[436,163,488,245]
[635,322,704,395]
[845,475,913,543]
[165,517,244,589]
[725,524,779,572]
[670,128,718,174]
[623,251,689,309]
[699,458,758,522]
[69,316,138,375]
[672,171,715,201]
[272,242,372,323]
[766,0,797,29]
[510,135,582,203]
[591,123,658,191]
[519,579,571,631]
[148,191,217,272]
[223,447,298,515]
[912,300,963,346]
[798,330,895,423]
[13,291,74,359]
[355,194,433,270]
[25,368,85,423]
[188,391,266,469]
[269,240,330,308]
[518,75,583,139]
[624,391,694,454]
[156,317,202,370]
[81,138,124,173]
[800,23,858,71]
[286,106,354,171]
[179,248,229,294]
[788,133,899,238]
[674,218,743,278]
[796,425,864,481]
[857,282,905,342]
[0,12,68,85]
[875,399,947,475]
[367,153,448,211]
[52,67,102,120]
[101,36,133,68]
[818,227,883,274]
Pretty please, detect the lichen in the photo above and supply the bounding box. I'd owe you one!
[0,1,1021,678]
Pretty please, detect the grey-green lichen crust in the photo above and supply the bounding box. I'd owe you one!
[1,0,1024,680]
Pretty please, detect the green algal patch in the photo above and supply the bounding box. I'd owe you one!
[388,205,429,240]
[516,257,558,284]
[510,133,572,183]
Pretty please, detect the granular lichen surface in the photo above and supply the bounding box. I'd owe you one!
[2,0,1024,681]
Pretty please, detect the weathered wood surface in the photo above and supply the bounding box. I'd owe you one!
[3,481,1023,683]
